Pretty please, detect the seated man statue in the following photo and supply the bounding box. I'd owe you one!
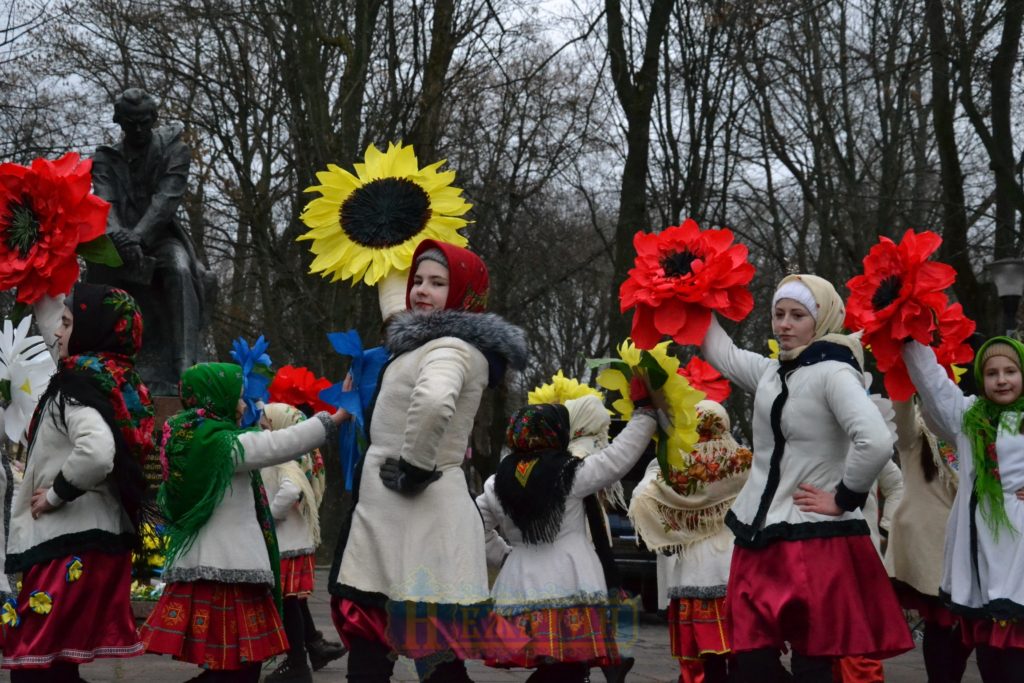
[90,88,211,395]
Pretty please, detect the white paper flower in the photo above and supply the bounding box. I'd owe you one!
[0,315,56,443]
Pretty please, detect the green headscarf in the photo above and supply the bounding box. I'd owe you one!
[158,363,282,608]
[962,336,1024,539]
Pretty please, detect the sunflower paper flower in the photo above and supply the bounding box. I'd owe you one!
[298,142,472,286]
[845,230,955,373]
[1,597,18,627]
[0,315,57,443]
[28,590,52,615]
[229,335,273,428]
[0,153,113,304]
[619,219,755,349]
[269,365,333,414]
[678,356,731,403]
[591,339,704,475]
[65,556,83,583]
[527,370,605,406]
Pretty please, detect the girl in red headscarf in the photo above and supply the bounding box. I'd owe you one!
[328,240,528,683]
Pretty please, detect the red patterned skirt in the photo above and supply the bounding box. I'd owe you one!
[960,616,1024,650]
[726,535,913,658]
[484,606,619,668]
[281,554,316,598]
[891,580,957,628]
[669,596,730,660]
[1,551,142,669]
[140,581,287,669]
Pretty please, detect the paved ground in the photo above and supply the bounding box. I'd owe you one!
[0,568,983,681]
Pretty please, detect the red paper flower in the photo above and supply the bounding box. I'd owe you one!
[678,356,731,402]
[268,365,333,414]
[880,301,976,401]
[846,229,955,371]
[620,219,755,348]
[0,153,109,303]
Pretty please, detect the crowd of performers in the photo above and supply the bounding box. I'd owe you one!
[0,236,1022,683]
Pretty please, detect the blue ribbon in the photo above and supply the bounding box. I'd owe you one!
[319,330,389,490]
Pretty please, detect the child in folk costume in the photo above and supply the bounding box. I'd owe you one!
[902,337,1024,681]
[701,274,912,683]
[476,392,661,683]
[883,399,971,683]
[260,403,346,683]
[140,363,350,682]
[330,240,527,683]
[3,284,153,682]
[630,399,752,683]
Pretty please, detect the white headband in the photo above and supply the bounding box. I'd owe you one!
[772,281,818,320]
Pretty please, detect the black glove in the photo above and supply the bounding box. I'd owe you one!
[379,457,441,494]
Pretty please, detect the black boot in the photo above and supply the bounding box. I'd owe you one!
[266,597,313,682]
[301,598,347,671]
[600,656,635,683]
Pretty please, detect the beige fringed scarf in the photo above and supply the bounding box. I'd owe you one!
[629,401,751,554]
[565,396,626,511]
[263,403,326,546]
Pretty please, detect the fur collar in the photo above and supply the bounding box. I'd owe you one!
[386,310,528,370]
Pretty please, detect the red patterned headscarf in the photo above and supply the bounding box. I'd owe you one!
[405,239,489,312]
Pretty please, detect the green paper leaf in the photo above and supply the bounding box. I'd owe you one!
[585,357,619,369]
[0,379,10,404]
[655,428,671,480]
[76,235,123,267]
[638,351,669,390]
[10,301,29,325]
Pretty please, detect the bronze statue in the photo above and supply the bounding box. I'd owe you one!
[89,88,212,395]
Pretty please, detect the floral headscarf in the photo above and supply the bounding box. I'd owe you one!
[159,363,282,608]
[28,282,153,544]
[494,404,583,544]
[962,336,1024,538]
[405,239,489,312]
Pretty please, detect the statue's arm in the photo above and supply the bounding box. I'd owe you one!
[90,155,126,232]
[134,141,191,248]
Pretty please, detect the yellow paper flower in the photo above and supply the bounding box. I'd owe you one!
[28,591,52,615]
[596,339,704,463]
[298,142,472,286]
[767,339,779,360]
[952,364,966,383]
[1,598,19,627]
[528,370,604,406]
[65,557,83,583]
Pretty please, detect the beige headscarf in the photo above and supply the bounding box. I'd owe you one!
[565,395,626,512]
[262,403,326,546]
[628,400,751,554]
[773,273,864,368]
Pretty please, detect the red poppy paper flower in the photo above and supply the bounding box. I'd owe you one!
[269,365,333,414]
[879,301,976,401]
[845,229,955,372]
[620,219,755,349]
[0,153,110,303]
[678,356,731,403]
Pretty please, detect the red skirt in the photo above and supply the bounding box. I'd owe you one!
[331,597,390,648]
[484,606,618,667]
[140,581,287,669]
[281,554,316,598]
[891,581,957,628]
[960,616,1024,650]
[726,535,913,658]
[669,597,730,660]
[1,551,142,669]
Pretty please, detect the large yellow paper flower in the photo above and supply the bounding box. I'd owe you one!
[298,142,472,285]
[528,370,604,405]
[596,339,704,467]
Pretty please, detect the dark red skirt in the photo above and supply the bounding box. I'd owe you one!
[669,596,730,659]
[961,616,1024,650]
[140,581,287,669]
[726,535,913,658]
[891,580,957,628]
[1,551,142,669]
[484,606,618,667]
[281,554,316,598]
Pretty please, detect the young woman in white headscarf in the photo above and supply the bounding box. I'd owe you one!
[259,403,346,683]
[476,392,661,683]
[700,274,913,683]
[629,399,752,683]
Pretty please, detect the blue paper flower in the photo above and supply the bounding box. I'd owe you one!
[320,330,389,490]
[230,335,273,428]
